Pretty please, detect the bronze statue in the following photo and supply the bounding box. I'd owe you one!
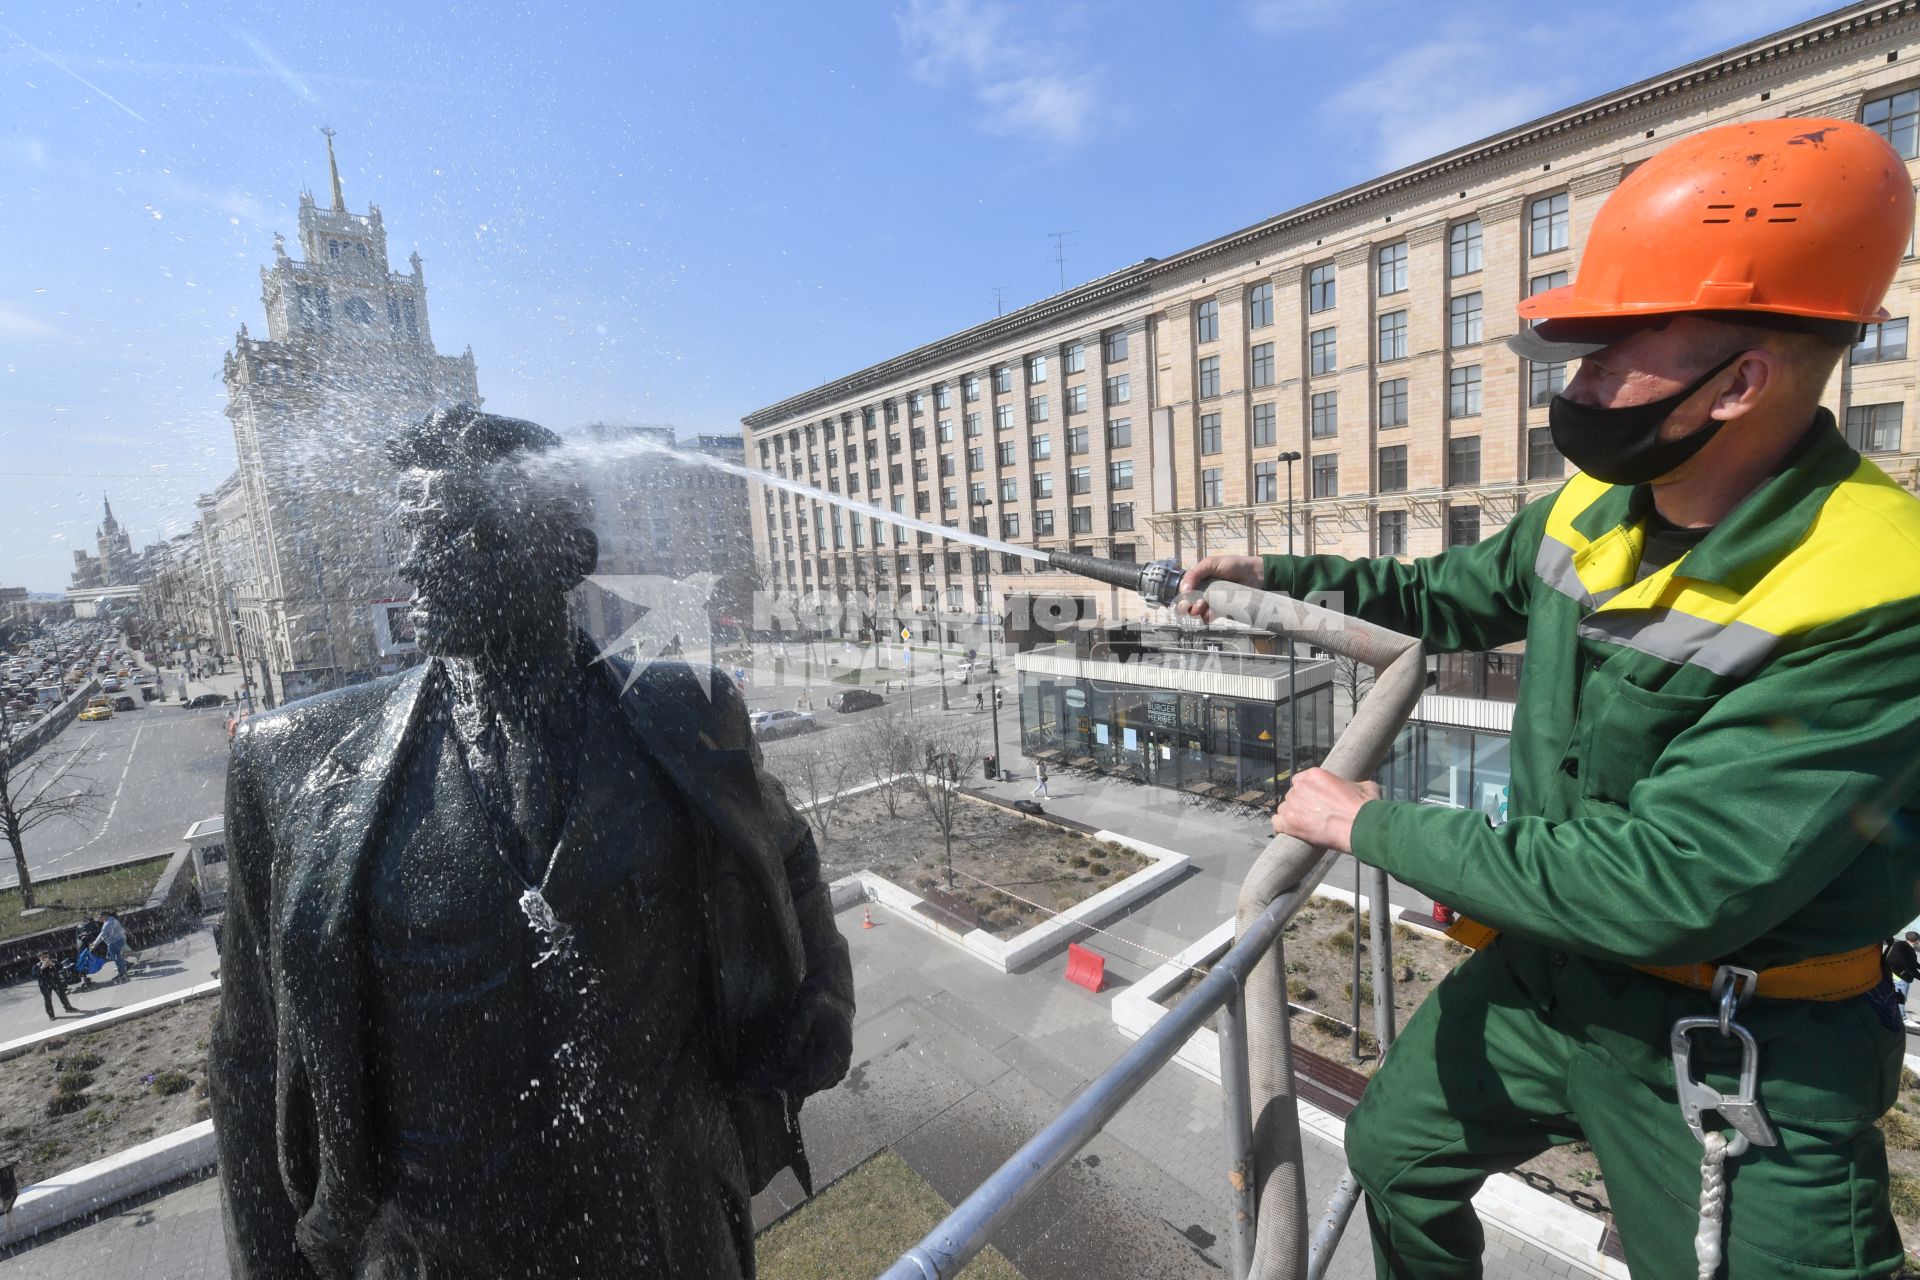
[208,405,854,1278]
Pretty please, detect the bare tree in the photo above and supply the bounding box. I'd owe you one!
[849,704,916,819]
[908,725,981,891]
[766,730,863,852]
[1332,652,1376,719]
[0,702,108,911]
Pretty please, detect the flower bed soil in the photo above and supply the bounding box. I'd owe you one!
[814,787,1149,938]
[1,996,216,1187]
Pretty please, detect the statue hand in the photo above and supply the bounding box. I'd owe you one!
[769,986,853,1096]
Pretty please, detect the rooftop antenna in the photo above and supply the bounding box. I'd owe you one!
[992,286,1008,317]
[1048,231,1076,292]
[321,126,345,212]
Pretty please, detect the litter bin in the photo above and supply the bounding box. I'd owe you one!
[983,754,998,780]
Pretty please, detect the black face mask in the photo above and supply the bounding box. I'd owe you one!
[1548,350,1744,485]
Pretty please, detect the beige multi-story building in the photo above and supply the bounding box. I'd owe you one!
[743,0,1920,634]
[220,135,479,699]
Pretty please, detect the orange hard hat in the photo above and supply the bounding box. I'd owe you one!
[1517,117,1914,334]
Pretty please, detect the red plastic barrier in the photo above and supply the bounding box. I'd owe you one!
[1065,941,1107,993]
[1431,902,1457,926]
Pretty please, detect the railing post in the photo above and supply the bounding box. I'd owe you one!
[1367,865,1396,1052]
[1217,983,1257,1280]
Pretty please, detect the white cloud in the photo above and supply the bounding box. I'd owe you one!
[0,304,77,343]
[155,173,268,224]
[895,0,1099,146]
[1243,0,1348,34]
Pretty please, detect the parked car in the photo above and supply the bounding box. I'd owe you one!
[748,709,815,739]
[78,705,112,721]
[140,685,162,702]
[825,689,885,713]
[184,693,227,710]
[111,695,137,711]
[101,678,122,692]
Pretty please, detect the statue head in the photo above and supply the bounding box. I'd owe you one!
[391,404,599,659]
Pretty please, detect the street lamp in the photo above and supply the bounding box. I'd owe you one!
[1277,451,1302,793]
[973,497,1001,779]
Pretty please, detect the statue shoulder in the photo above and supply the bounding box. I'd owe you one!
[231,669,422,781]
[606,657,750,750]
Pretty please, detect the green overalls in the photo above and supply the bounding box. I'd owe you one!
[1261,415,1920,1277]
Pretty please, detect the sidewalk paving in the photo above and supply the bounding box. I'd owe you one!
[0,922,220,1047]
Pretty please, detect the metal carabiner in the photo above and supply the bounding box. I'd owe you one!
[1670,965,1777,1159]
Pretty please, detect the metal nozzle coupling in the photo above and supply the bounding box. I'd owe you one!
[1046,550,1188,607]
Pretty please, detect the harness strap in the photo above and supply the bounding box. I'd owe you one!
[1442,918,1883,1000]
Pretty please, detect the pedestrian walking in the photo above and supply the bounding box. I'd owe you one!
[95,910,130,982]
[33,951,76,1020]
[1032,761,1049,799]
[974,690,984,712]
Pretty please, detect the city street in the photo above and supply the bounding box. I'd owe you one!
[2,663,237,891]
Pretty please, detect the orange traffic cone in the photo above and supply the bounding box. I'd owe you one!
[862,906,875,930]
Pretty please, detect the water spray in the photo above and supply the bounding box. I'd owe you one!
[547,434,1193,608]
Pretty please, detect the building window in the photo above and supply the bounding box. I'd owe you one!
[1253,460,1277,503]
[1067,384,1088,414]
[886,400,899,424]
[1065,342,1085,374]
[1530,269,1569,301]
[996,404,1014,430]
[1110,501,1135,531]
[1107,417,1133,448]
[1002,552,1023,572]
[940,453,956,476]
[1105,329,1129,362]
[1308,262,1337,313]
[1033,472,1054,499]
[1530,361,1566,406]
[1449,293,1483,348]
[964,374,981,402]
[966,411,983,437]
[1035,509,1056,535]
[1866,89,1920,159]
[970,481,988,505]
[1448,436,1481,486]
[1853,318,1910,364]
[1379,445,1409,492]
[1201,468,1224,508]
[1070,505,1093,534]
[938,418,955,442]
[1196,299,1219,344]
[915,491,931,513]
[1032,433,1052,460]
[1106,373,1131,404]
[1449,219,1483,277]
[1378,310,1408,362]
[997,442,1016,467]
[1068,424,1089,454]
[1377,241,1409,295]
[1070,466,1091,495]
[1311,453,1338,498]
[1377,511,1407,555]
[1000,477,1017,501]
[913,457,928,481]
[1309,327,1337,376]
[911,427,926,450]
[942,486,957,509]
[967,446,984,472]
[994,366,1013,394]
[1029,354,1048,383]
[1448,505,1481,546]
[1530,192,1570,255]
[1528,426,1564,480]
[1449,365,1482,418]
[1199,356,1222,398]
[1311,391,1338,439]
[1231,344,1270,395]
[1845,403,1905,453]
[1001,513,1021,538]
[1252,402,1277,447]
[911,391,924,415]
[1249,282,1274,329]
[1109,460,1134,490]
[936,383,952,409]
[889,463,904,486]
[1030,395,1049,422]
[1200,413,1223,454]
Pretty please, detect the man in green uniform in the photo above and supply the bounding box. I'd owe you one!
[1181,118,1920,1276]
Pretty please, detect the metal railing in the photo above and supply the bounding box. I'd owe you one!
[878,579,1426,1280]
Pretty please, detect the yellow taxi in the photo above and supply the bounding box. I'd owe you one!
[78,704,113,721]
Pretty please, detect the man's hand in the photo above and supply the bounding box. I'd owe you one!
[767,986,853,1096]
[1272,768,1381,854]
[1176,555,1268,623]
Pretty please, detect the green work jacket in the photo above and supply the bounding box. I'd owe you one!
[1262,413,1920,972]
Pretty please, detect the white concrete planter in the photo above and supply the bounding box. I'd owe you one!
[835,830,1188,974]
[0,1121,216,1249]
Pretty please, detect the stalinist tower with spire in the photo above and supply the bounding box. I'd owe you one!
[220,131,481,699]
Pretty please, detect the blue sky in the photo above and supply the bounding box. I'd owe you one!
[0,0,1830,590]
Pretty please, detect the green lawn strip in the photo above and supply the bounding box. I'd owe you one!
[1,856,170,942]
[758,1149,1024,1280]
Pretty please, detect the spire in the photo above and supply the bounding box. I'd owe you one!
[322,126,345,212]
[102,494,113,522]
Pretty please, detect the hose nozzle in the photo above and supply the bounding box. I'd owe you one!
[1046,550,1187,607]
